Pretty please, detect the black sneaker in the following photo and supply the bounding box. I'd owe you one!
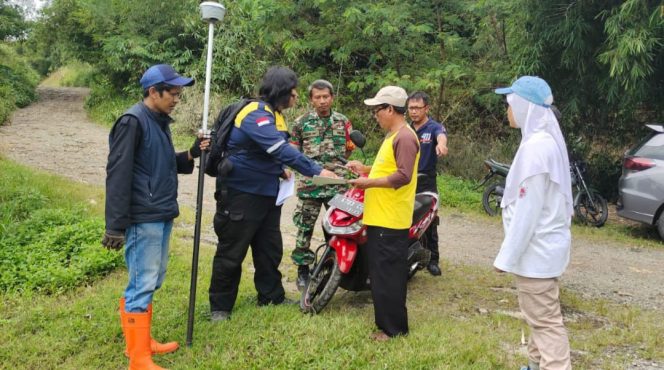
[257,297,298,306]
[296,265,310,291]
[279,297,299,305]
[427,263,442,276]
[210,310,231,322]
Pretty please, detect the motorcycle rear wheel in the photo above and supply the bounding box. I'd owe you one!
[482,182,504,217]
[407,237,430,279]
[300,248,342,314]
[574,190,608,227]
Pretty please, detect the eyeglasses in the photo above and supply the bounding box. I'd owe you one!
[408,105,426,111]
[165,89,182,99]
[372,105,389,115]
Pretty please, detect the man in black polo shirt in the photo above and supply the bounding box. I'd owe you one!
[407,91,448,276]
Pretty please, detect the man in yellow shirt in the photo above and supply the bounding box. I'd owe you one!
[347,86,420,341]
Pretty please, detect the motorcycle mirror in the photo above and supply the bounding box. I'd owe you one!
[349,130,366,149]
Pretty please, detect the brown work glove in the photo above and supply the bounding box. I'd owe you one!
[102,229,125,250]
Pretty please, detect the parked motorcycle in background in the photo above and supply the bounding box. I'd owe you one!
[478,155,608,227]
[477,159,509,217]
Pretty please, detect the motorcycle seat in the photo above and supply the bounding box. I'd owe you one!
[486,159,511,175]
[413,194,434,223]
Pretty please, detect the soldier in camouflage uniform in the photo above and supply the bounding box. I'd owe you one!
[289,79,355,290]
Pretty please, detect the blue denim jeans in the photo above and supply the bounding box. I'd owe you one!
[123,221,173,312]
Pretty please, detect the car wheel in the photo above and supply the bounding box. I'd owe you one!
[657,215,664,241]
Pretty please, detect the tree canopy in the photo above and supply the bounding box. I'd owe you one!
[14,0,664,195]
[0,0,29,40]
[26,0,662,140]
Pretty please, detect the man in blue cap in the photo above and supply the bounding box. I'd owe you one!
[103,64,208,369]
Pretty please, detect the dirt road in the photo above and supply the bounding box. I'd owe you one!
[2,87,663,311]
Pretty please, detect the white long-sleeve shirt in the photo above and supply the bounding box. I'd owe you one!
[493,173,571,278]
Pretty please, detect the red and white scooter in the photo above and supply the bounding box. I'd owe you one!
[300,131,438,314]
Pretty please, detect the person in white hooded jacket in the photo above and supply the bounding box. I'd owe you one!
[494,76,573,370]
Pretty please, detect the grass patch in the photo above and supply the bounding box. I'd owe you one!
[438,173,484,213]
[0,156,661,368]
[1,228,662,368]
[0,157,121,294]
[569,221,663,249]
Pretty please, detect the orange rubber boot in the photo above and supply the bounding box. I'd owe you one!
[119,299,179,356]
[147,303,179,355]
[121,310,166,370]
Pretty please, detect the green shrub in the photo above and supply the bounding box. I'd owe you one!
[59,61,96,87]
[0,159,122,294]
[587,149,623,202]
[85,76,137,127]
[0,84,15,124]
[0,64,36,107]
[169,89,237,149]
[443,133,519,180]
[0,43,39,124]
[0,188,47,232]
[0,209,123,294]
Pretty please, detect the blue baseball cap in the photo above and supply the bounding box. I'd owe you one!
[495,76,553,107]
[140,64,195,90]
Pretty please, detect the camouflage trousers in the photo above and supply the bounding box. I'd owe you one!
[291,197,331,266]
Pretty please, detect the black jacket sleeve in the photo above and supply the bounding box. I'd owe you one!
[105,115,141,232]
[175,151,194,174]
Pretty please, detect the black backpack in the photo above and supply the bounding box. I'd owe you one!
[205,98,254,177]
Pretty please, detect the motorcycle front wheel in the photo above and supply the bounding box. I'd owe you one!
[574,190,608,227]
[482,182,504,216]
[300,247,342,314]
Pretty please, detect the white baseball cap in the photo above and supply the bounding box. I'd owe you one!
[364,86,408,108]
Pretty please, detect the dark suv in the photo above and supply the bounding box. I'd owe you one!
[617,124,664,240]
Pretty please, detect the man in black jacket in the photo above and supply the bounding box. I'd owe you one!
[207,66,337,322]
[102,64,208,369]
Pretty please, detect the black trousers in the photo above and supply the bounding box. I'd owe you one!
[367,226,409,337]
[209,188,285,312]
[416,173,440,264]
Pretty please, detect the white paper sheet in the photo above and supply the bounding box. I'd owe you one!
[276,175,295,206]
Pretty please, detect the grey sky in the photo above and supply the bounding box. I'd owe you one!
[8,0,47,19]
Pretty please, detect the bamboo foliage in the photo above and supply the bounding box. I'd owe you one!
[17,0,664,194]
